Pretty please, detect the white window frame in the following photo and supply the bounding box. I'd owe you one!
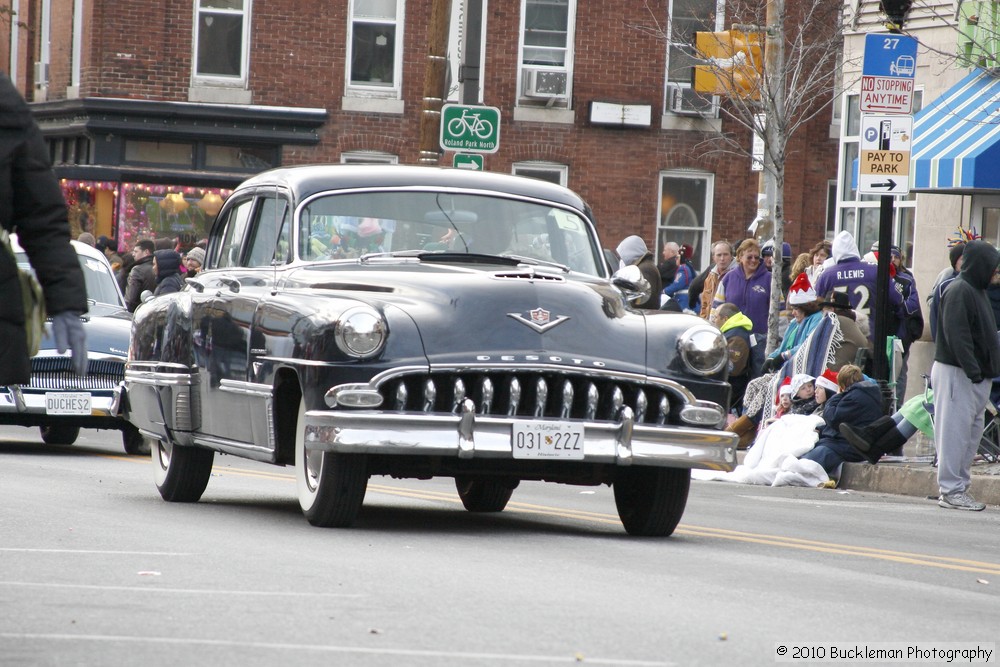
[656,171,714,270]
[346,0,405,98]
[662,0,723,120]
[512,161,568,186]
[516,0,576,110]
[340,151,399,165]
[191,0,251,88]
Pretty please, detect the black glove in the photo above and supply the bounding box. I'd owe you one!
[761,356,780,373]
[52,311,88,377]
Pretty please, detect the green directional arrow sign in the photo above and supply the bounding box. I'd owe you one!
[440,104,500,153]
[453,153,484,170]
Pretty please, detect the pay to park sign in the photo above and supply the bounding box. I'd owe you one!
[858,115,912,195]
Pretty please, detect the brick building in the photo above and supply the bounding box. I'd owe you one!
[3,0,837,268]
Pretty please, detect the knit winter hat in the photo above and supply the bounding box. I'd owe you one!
[185,246,206,266]
[787,272,817,305]
[816,368,840,393]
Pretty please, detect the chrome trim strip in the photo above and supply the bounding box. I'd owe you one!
[193,434,273,456]
[126,361,192,372]
[302,410,737,471]
[125,370,197,387]
[219,379,273,398]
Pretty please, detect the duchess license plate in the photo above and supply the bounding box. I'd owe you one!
[512,422,585,460]
[45,392,92,415]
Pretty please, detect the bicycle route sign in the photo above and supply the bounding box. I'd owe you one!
[440,104,501,154]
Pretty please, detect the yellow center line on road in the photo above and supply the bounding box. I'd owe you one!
[143,462,1000,575]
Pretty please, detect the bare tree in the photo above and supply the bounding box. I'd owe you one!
[629,0,853,352]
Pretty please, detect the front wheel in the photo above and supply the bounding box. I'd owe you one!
[295,398,368,527]
[151,438,214,502]
[40,425,80,445]
[455,477,515,512]
[613,467,690,537]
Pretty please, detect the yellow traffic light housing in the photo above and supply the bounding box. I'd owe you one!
[692,30,764,99]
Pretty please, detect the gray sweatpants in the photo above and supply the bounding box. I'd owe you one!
[931,361,990,496]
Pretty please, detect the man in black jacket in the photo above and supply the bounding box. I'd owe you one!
[932,240,1000,511]
[125,238,156,311]
[0,74,87,383]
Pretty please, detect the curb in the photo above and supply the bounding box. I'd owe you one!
[839,461,1000,507]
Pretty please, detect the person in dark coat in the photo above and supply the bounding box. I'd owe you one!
[125,238,156,311]
[0,73,88,382]
[615,235,662,311]
[932,240,1000,511]
[799,364,885,475]
[153,250,185,296]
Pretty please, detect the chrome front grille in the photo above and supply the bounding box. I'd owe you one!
[379,371,676,425]
[27,357,125,391]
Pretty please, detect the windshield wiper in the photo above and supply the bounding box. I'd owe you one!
[416,252,521,266]
[499,254,570,273]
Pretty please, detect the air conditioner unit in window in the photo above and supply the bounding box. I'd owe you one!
[33,62,49,87]
[523,69,568,99]
[668,84,715,117]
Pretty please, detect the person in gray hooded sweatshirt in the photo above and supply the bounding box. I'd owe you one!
[615,235,662,311]
[932,240,1000,511]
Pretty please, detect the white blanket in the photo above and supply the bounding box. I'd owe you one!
[692,414,830,487]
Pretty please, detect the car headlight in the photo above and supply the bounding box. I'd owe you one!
[678,325,728,376]
[334,306,387,359]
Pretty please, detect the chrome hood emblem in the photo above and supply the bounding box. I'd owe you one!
[507,308,570,333]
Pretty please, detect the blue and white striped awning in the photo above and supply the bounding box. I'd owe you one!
[912,69,1000,192]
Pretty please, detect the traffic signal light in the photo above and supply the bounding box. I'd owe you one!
[692,30,764,99]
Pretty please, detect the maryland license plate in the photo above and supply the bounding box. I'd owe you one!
[45,392,92,415]
[512,422,585,460]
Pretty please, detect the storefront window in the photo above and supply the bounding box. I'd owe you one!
[118,183,232,252]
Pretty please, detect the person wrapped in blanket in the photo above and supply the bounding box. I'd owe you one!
[798,364,884,475]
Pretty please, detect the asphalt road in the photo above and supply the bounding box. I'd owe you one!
[2,425,998,667]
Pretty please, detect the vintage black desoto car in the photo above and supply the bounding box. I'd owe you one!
[125,165,736,536]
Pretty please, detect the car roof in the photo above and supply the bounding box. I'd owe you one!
[234,164,593,215]
[11,234,112,265]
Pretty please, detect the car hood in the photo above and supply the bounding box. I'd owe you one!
[38,304,132,358]
[291,262,650,374]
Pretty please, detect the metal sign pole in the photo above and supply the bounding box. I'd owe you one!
[872,194,894,384]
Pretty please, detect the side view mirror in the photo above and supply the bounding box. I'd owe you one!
[611,265,651,304]
[140,289,154,304]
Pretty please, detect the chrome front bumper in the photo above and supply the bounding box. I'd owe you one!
[304,400,738,471]
[0,384,123,418]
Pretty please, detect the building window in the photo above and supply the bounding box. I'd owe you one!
[193,0,250,85]
[513,161,567,186]
[835,91,921,260]
[349,0,403,93]
[518,0,575,108]
[657,171,713,270]
[664,0,722,117]
[341,151,398,165]
[124,141,195,167]
[204,145,276,171]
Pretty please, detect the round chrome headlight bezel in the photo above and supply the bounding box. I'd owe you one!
[678,324,728,376]
[334,306,387,359]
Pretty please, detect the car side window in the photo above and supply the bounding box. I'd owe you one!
[246,196,290,267]
[214,198,254,269]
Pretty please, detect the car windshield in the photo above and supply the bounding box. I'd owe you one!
[16,251,124,307]
[298,191,603,275]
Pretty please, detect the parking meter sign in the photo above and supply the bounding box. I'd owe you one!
[440,104,501,153]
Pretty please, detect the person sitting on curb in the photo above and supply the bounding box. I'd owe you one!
[839,388,935,465]
[798,364,885,477]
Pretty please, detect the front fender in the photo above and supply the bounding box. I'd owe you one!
[130,292,195,366]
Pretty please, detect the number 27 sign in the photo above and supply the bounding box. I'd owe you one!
[860,33,917,114]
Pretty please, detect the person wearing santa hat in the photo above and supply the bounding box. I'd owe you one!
[814,368,840,405]
[762,273,823,373]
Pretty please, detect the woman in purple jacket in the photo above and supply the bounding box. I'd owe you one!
[713,238,772,375]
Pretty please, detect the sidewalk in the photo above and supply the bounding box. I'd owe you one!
[838,432,1000,506]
